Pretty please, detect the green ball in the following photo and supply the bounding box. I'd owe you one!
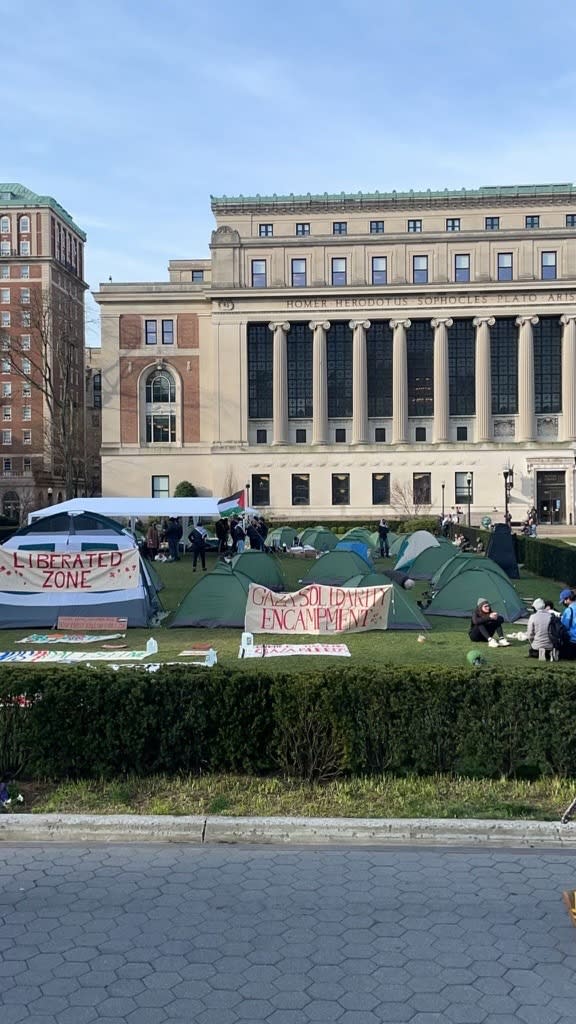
[467,649,483,666]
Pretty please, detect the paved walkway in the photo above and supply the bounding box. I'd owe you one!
[1,843,576,1023]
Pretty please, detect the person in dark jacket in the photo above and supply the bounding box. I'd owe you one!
[468,599,510,648]
[215,517,229,555]
[246,520,262,550]
[257,517,269,551]
[188,525,207,571]
[377,518,390,557]
[165,518,181,561]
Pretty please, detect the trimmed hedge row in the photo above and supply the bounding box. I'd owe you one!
[515,535,576,585]
[2,664,576,782]
[268,517,439,536]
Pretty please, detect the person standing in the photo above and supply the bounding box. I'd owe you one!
[166,518,180,562]
[468,599,510,648]
[246,519,262,550]
[233,518,246,553]
[377,518,390,558]
[215,516,229,555]
[145,522,160,561]
[188,525,207,571]
[257,516,269,552]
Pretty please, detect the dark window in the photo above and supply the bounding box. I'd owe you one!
[485,216,500,230]
[291,258,307,287]
[497,252,513,281]
[256,428,267,444]
[533,316,562,414]
[454,254,470,283]
[455,471,473,505]
[287,323,313,418]
[413,472,431,505]
[371,256,387,285]
[146,414,176,443]
[407,321,434,416]
[151,475,169,498]
[367,321,393,417]
[456,426,468,441]
[491,317,518,414]
[259,224,273,237]
[541,251,557,280]
[295,428,307,443]
[161,319,174,345]
[448,318,475,415]
[370,220,384,234]
[408,219,422,233]
[446,218,460,232]
[247,322,273,418]
[375,427,386,442]
[296,222,310,236]
[332,473,350,505]
[145,370,175,403]
[145,319,157,345]
[331,257,347,286]
[333,222,347,235]
[191,270,204,282]
[413,255,428,284]
[327,322,353,417]
[252,474,270,506]
[415,426,427,441]
[566,214,576,228]
[93,372,102,409]
[292,473,310,505]
[525,215,540,229]
[251,259,267,288]
[372,473,390,504]
[335,428,346,443]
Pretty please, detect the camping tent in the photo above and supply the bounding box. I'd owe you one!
[426,565,525,620]
[268,526,300,549]
[335,540,373,564]
[406,543,455,580]
[395,530,440,571]
[304,550,372,586]
[230,551,285,591]
[431,553,510,591]
[169,563,251,628]
[342,528,375,548]
[298,526,338,551]
[344,573,430,630]
[388,534,405,557]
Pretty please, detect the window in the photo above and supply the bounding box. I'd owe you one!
[1,383,11,397]
[525,215,540,229]
[2,458,11,473]
[20,288,30,304]
[252,473,270,506]
[371,256,387,285]
[335,428,346,442]
[333,222,347,235]
[0,242,10,256]
[407,321,434,416]
[491,317,518,414]
[191,270,204,282]
[151,475,169,498]
[446,218,460,232]
[161,319,174,345]
[485,217,500,230]
[19,242,30,256]
[251,259,267,288]
[0,289,9,303]
[455,472,473,505]
[408,219,422,233]
[454,254,470,283]
[534,316,561,414]
[331,257,347,286]
[457,426,468,441]
[287,322,313,418]
[1,358,9,373]
[22,406,31,421]
[20,311,30,327]
[19,266,29,279]
[368,319,393,418]
[247,322,273,418]
[21,335,30,350]
[332,473,350,505]
[566,214,576,228]
[541,251,557,280]
[375,427,386,442]
[259,224,273,237]
[1,430,11,445]
[0,267,8,278]
[497,252,513,281]
[22,383,31,397]
[291,258,307,287]
[1,312,10,327]
[3,407,11,420]
[22,429,31,444]
[295,223,310,236]
[145,319,158,345]
[146,415,175,443]
[449,319,475,415]
[23,457,31,473]
[415,426,427,441]
[21,358,31,374]
[18,216,30,233]
[413,255,428,284]
[1,335,9,351]
[327,322,353,417]
[145,369,175,403]
[291,473,310,505]
[256,428,267,444]
[413,472,431,505]
[372,473,390,504]
[144,369,176,443]
[0,217,9,234]
[295,428,307,443]
[370,220,385,234]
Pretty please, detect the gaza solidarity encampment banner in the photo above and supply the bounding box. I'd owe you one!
[244,582,393,635]
[0,548,140,592]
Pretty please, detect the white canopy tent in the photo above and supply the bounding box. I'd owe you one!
[28,497,221,525]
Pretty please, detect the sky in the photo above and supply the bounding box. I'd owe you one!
[3,0,576,342]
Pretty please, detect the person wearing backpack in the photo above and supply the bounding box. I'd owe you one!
[527,598,554,660]
[559,590,576,660]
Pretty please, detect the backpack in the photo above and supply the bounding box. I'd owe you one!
[549,614,570,651]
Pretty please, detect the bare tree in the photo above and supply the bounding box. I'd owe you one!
[391,479,430,518]
[221,464,239,497]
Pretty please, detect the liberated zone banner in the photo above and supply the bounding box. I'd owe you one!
[245,583,393,635]
[0,548,140,593]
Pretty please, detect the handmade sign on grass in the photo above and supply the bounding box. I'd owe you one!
[17,633,126,645]
[0,638,158,664]
[244,583,393,635]
[241,643,351,658]
[0,549,139,592]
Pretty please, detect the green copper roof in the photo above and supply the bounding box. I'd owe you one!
[212,184,576,209]
[0,183,86,239]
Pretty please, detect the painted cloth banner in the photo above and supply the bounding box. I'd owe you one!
[0,548,140,593]
[240,643,351,658]
[245,583,393,635]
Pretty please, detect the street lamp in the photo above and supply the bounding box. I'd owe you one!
[441,481,445,519]
[245,481,251,511]
[47,487,53,507]
[466,472,472,527]
[503,468,514,526]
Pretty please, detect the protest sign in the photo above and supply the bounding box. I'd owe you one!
[245,583,392,635]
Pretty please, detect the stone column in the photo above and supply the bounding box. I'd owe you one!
[516,315,539,442]
[391,319,411,444]
[431,318,453,443]
[473,316,495,442]
[561,315,576,441]
[310,320,330,444]
[350,319,370,444]
[268,321,290,444]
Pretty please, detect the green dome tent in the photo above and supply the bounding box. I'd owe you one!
[344,573,430,630]
[230,551,285,591]
[406,543,455,580]
[342,528,375,548]
[268,526,300,549]
[388,534,405,557]
[168,563,252,628]
[304,550,373,586]
[426,565,525,621]
[299,526,338,551]
[431,553,510,591]
[395,530,439,571]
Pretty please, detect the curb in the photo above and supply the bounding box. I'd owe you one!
[2,814,576,847]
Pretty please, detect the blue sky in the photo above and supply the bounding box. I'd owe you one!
[3,0,576,341]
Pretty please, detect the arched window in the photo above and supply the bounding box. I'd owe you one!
[2,491,20,521]
[145,370,175,404]
[144,369,176,443]
[18,215,30,233]
[0,217,10,234]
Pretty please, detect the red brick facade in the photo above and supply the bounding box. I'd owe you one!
[119,355,200,445]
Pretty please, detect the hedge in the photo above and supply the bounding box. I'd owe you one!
[2,664,576,782]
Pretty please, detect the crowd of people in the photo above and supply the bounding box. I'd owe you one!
[468,589,576,662]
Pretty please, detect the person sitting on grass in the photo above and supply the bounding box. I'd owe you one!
[468,598,510,648]
[560,589,576,660]
[527,598,554,660]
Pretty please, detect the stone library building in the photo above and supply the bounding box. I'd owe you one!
[95,183,576,524]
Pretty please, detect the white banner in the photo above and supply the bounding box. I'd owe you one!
[245,583,392,635]
[0,548,140,593]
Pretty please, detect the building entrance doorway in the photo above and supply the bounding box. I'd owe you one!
[536,470,566,524]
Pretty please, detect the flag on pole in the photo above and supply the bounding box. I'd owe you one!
[218,490,246,516]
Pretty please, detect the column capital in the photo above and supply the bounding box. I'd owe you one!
[390,318,411,330]
[349,319,371,331]
[431,317,453,329]
[268,321,290,333]
[560,314,576,326]
[515,315,539,327]
[473,316,495,328]
[309,320,331,332]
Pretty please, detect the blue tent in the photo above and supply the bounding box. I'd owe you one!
[335,540,372,565]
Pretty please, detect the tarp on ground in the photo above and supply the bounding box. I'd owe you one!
[344,573,431,630]
[230,551,285,591]
[406,543,456,580]
[298,526,339,551]
[431,553,510,590]
[395,531,440,571]
[303,550,374,586]
[169,563,251,628]
[426,565,525,621]
[268,526,300,549]
[335,540,373,564]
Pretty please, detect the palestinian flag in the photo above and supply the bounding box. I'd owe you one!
[218,490,246,517]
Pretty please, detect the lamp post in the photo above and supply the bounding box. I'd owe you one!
[47,487,53,507]
[466,472,472,527]
[441,481,445,519]
[503,468,514,526]
[245,481,250,512]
